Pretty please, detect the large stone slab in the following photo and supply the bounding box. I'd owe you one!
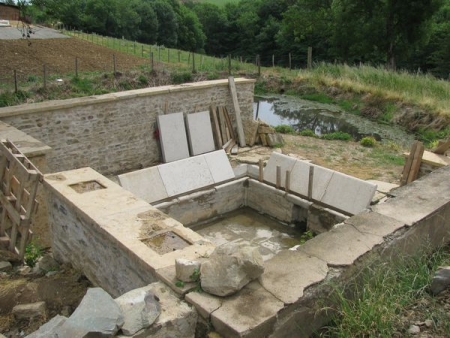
[297,224,383,266]
[259,250,328,304]
[289,160,312,196]
[185,111,215,156]
[211,281,284,338]
[264,153,297,188]
[318,171,377,215]
[157,113,190,163]
[344,211,406,238]
[204,150,235,183]
[158,155,214,196]
[118,166,168,203]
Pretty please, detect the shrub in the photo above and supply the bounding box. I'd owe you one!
[274,124,295,134]
[321,132,352,141]
[24,242,43,267]
[171,72,192,84]
[360,136,377,147]
[299,129,317,137]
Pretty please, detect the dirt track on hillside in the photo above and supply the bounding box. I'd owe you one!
[0,37,148,82]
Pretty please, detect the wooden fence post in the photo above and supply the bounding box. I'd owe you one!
[289,53,292,70]
[43,64,47,89]
[113,54,117,76]
[192,52,196,73]
[13,70,18,93]
[75,57,78,78]
[307,47,313,69]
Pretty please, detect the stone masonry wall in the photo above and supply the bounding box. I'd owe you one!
[0,79,255,175]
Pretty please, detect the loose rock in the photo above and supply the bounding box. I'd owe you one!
[175,258,201,283]
[430,266,450,295]
[0,260,12,272]
[407,324,420,334]
[200,241,264,296]
[12,301,46,320]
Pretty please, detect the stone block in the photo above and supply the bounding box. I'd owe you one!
[266,133,284,147]
[264,152,297,188]
[175,258,201,282]
[204,150,235,183]
[12,301,46,320]
[289,160,312,196]
[242,119,259,146]
[157,112,190,163]
[26,315,67,338]
[186,111,216,156]
[185,291,222,319]
[158,156,214,196]
[118,166,168,203]
[259,250,328,304]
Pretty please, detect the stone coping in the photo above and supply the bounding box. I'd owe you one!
[0,78,256,118]
[0,121,51,157]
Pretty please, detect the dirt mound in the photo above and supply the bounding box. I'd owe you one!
[0,37,148,82]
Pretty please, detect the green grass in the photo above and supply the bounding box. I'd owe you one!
[321,132,352,141]
[368,146,405,166]
[320,246,450,337]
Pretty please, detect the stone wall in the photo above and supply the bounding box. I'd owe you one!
[0,79,255,176]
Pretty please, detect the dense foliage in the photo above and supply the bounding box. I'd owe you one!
[17,0,450,78]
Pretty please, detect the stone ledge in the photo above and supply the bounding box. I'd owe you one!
[0,78,255,118]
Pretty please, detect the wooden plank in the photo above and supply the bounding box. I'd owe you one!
[259,159,264,182]
[223,107,236,140]
[276,165,281,189]
[209,105,223,148]
[400,141,418,186]
[432,139,450,155]
[308,166,314,199]
[407,141,425,184]
[228,77,246,147]
[217,106,229,143]
[285,171,290,193]
[225,139,236,154]
[222,138,234,150]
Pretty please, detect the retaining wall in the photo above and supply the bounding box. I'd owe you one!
[0,79,255,175]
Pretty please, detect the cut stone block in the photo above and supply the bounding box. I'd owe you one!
[185,111,215,156]
[242,119,259,146]
[259,250,328,304]
[204,150,235,183]
[118,166,168,203]
[157,113,190,163]
[264,152,297,188]
[318,172,377,215]
[289,160,312,196]
[185,291,222,319]
[158,155,214,196]
[211,281,284,337]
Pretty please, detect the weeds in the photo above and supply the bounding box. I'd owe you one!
[24,242,43,268]
[299,129,317,137]
[321,132,352,141]
[360,136,377,147]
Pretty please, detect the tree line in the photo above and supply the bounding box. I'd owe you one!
[15,0,450,78]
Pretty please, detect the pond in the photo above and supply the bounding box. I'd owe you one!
[253,95,414,147]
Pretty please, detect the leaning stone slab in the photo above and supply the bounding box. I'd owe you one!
[203,150,235,183]
[118,166,168,203]
[185,111,216,156]
[298,224,383,266]
[242,119,259,146]
[26,315,67,338]
[264,152,297,188]
[13,302,46,320]
[201,241,264,297]
[211,281,284,337]
[157,112,190,163]
[260,250,328,304]
[115,287,161,336]
[55,287,124,337]
[430,266,450,295]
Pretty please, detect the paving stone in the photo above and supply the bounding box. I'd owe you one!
[204,150,235,183]
[318,171,377,215]
[158,156,214,196]
[344,211,406,238]
[118,166,168,203]
[263,152,297,188]
[259,250,328,304]
[157,113,190,163]
[186,111,215,156]
[185,291,222,319]
[297,224,383,266]
[211,281,284,338]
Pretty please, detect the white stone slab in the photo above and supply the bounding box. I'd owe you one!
[263,152,297,188]
[185,111,215,156]
[289,160,312,196]
[158,156,214,196]
[319,173,377,214]
[311,165,335,201]
[157,113,190,163]
[118,167,168,203]
[204,150,235,183]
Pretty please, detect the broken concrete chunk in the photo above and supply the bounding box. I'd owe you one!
[55,287,124,337]
[115,287,161,336]
[175,258,201,283]
[13,301,46,320]
[430,266,450,295]
[200,241,264,297]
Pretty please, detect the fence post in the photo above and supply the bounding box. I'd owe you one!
[307,47,313,69]
[178,51,181,63]
[13,70,18,93]
[141,45,144,57]
[168,49,170,63]
[192,52,196,73]
[158,46,161,62]
[257,55,261,76]
[151,52,154,73]
[289,53,292,70]
[134,41,136,55]
[113,54,117,76]
[43,64,47,89]
[272,54,275,67]
[75,57,78,78]
[228,54,231,75]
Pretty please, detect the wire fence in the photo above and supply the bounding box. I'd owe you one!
[0,27,312,94]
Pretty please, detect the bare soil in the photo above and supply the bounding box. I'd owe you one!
[0,37,148,82]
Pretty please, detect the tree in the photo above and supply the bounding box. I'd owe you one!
[150,0,178,47]
[176,5,205,52]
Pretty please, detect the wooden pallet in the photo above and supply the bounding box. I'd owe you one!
[0,140,42,259]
